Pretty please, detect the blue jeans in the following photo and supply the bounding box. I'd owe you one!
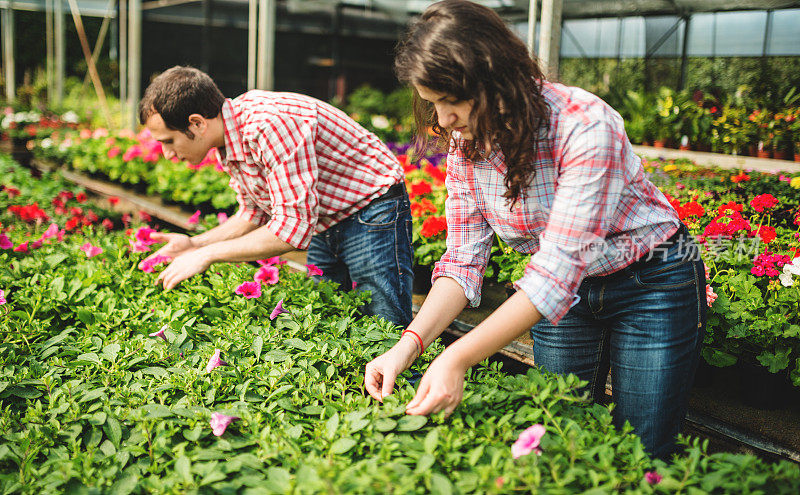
[530,225,706,459]
[307,185,414,328]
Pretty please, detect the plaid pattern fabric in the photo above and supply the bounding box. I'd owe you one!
[219,91,404,250]
[432,82,680,325]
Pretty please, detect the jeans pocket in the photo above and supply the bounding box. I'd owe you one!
[357,198,399,229]
[634,259,696,289]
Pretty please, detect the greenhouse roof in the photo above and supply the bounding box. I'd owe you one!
[2,0,798,19]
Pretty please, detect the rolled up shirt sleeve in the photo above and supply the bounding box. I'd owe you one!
[431,149,494,307]
[514,118,625,324]
[230,176,270,226]
[250,116,320,250]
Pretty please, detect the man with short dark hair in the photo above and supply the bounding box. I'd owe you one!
[139,66,413,327]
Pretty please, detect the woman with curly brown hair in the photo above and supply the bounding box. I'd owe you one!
[364,0,706,459]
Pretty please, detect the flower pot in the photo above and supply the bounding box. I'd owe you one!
[772,150,788,160]
[756,149,772,159]
[794,153,800,163]
[642,141,651,147]
[653,140,666,148]
[412,264,433,294]
[679,145,691,151]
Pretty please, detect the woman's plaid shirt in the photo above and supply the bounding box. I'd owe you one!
[432,82,681,325]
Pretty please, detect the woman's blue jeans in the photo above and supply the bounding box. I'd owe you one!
[530,226,706,459]
[307,185,414,328]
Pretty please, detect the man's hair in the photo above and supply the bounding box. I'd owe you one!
[138,66,226,133]
[395,0,550,207]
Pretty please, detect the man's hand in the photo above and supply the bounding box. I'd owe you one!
[139,233,195,270]
[405,351,468,417]
[156,249,212,290]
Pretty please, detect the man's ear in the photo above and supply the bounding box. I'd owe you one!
[187,114,207,132]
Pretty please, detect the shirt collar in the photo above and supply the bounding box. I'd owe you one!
[220,98,246,164]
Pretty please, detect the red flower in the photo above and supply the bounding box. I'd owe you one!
[108,196,120,206]
[749,194,778,213]
[139,210,152,222]
[730,172,750,183]
[58,191,74,201]
[76,192,87,203]
[101,218,114,231]
[14,241,28,253]
[717,201,743,216]
[411,199,438,217]
[65,217,82,230]
[677,201,705,220]
[3,186,20,198]
[423,164,446,185]
[754,225,777,244]
[409,180,433,199]
[420,216,447,238]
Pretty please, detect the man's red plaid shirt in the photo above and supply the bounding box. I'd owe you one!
[219,91,403,250]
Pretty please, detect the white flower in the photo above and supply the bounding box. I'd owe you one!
[62,111,79,124]
[780,259,800,287]
[40,138,53,149]
[371,115,390,129]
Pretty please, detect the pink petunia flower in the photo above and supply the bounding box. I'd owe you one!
[352,281,358,290]
[217,212,228,224]
[0,234,13,250]
[42,223,60,240]
[511,424,546,459]
[305,264,323,277]
[149,324,168,341]
[257,256,286,266]
[57,229,66,242]
[187,210,201,225]
[0,289,6,305]
[14,241,29,253]
[254,266,280,285]
[644,471,663,485]
[139,254,171,273]
[210,412,239,436]
[235,281,262,299]
[270,299,288,320]
[206,349,229,372]
[135,226,158,246]
[80,242,103,258]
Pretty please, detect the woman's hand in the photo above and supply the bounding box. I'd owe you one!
[139,233,195,270]
[405,351,468,417]
[364,337,420,401]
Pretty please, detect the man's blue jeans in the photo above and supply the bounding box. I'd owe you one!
[530,225,706,459]
[307,185,414,328]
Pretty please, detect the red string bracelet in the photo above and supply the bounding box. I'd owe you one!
[402,329,425,355]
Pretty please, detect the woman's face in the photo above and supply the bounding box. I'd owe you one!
[414,84,475,139]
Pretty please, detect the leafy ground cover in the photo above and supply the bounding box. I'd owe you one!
[26,127,800,383]
[3,154,800,492]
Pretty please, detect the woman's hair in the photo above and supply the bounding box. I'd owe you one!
[395,0,550,206]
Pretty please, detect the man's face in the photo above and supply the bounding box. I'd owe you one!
[145,113,210,165]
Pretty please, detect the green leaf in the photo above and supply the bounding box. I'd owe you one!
[423,429,439,454]
[175,455,192,483]
[45,253,69,267]
[102,343,121,362]
[139,404,173,418]
[104,416,122,447]
[76,308,95,326]
[397,415,427,432]
[430,473,453,495]
[265,349,289,363]
[252,336,263,360]
[330,437,357,455]
[75,352,101,365]
[109,472,138,495]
